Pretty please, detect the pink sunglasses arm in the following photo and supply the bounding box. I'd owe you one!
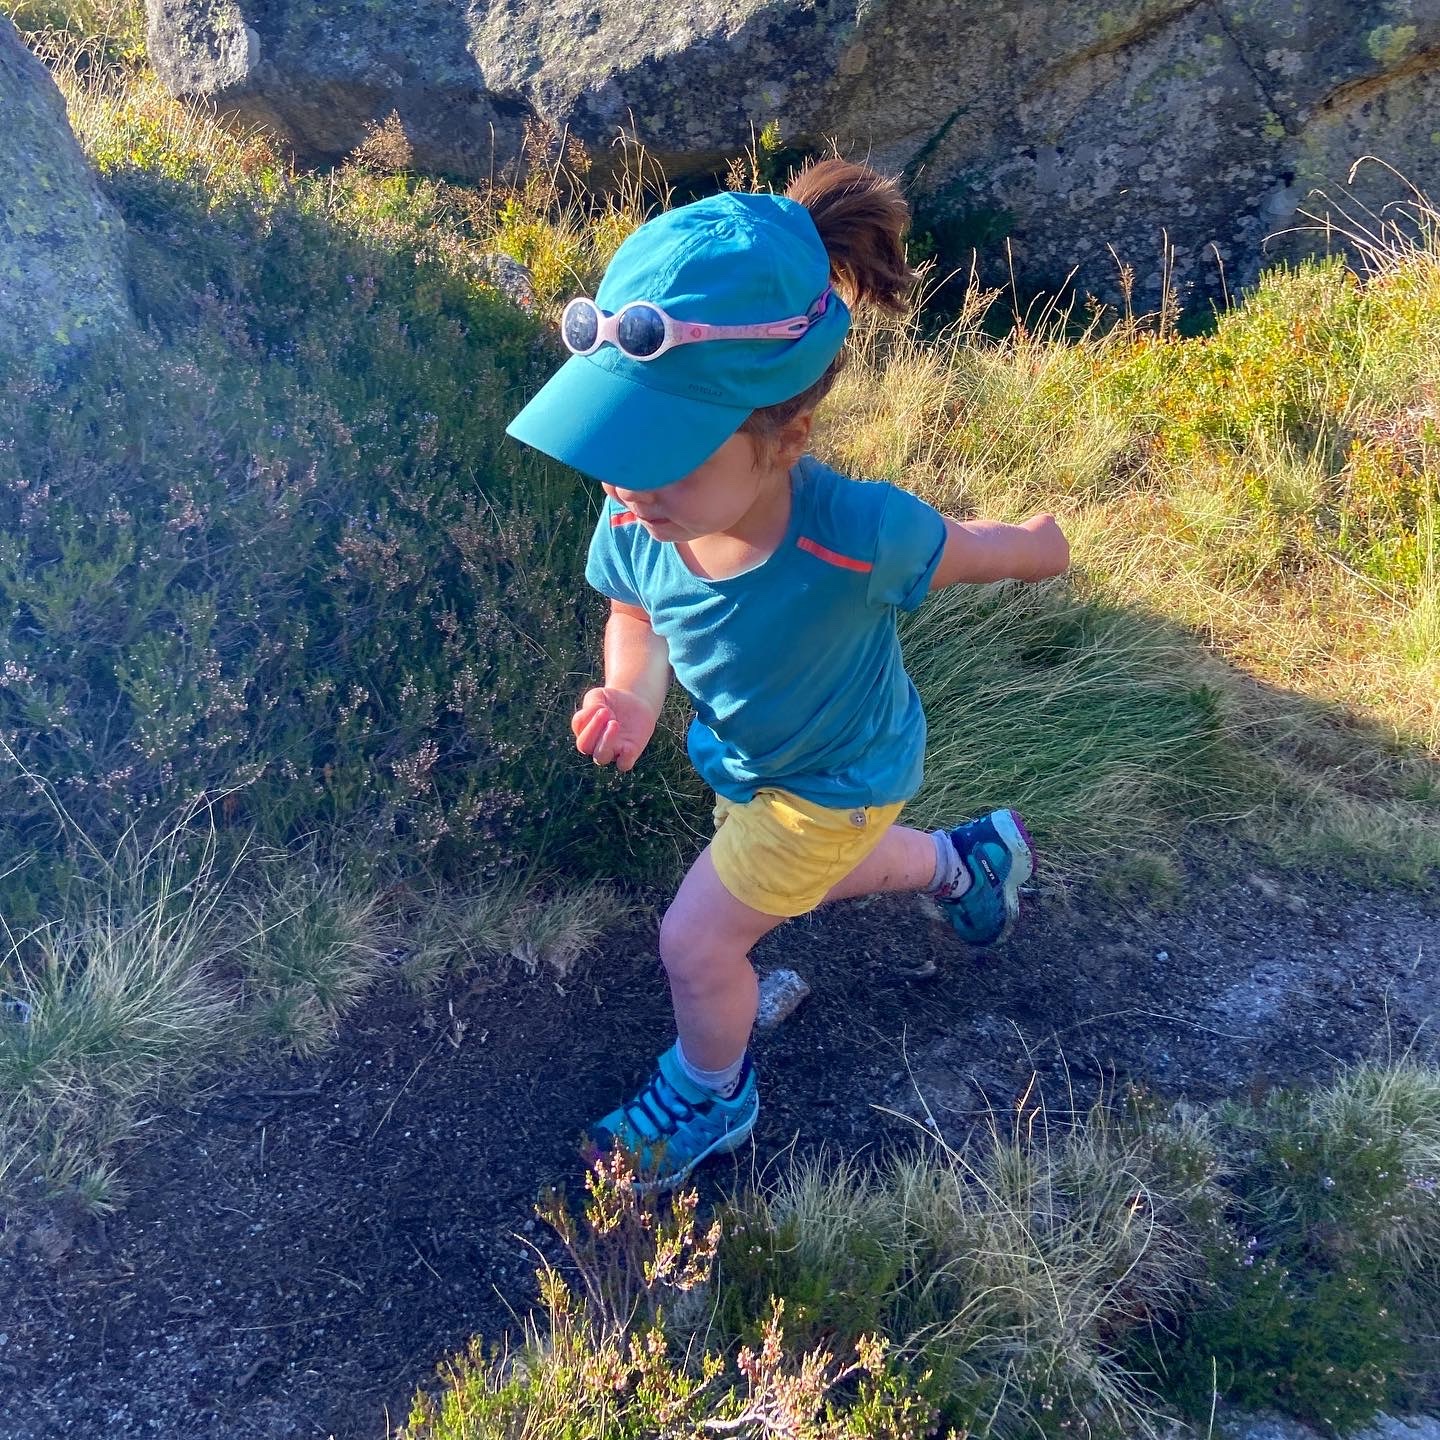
[674,316,817,343]
[668,287,832,346]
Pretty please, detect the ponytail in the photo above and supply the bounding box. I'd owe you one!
[741,157,915,462]
[785,157,917,315]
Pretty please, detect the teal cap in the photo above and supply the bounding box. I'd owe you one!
[505,190,850,491]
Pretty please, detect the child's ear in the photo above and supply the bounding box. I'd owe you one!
[780,412,814,465]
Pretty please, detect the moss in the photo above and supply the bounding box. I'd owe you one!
[1366,22,1417,67]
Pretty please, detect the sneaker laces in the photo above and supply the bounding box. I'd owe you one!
[623,1070,703,1143]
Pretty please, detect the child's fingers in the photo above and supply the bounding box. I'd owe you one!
[574,707,613,757]
[571,692,609,738]
[591,717,621,766]
[587,717,622,771]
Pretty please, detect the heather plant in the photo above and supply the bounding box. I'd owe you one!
[6,47,1436,925]
[405,1065,1440,1438]
[1132,1061,1440,1427]
[401,1147,940,1439]
[0,63,695,920]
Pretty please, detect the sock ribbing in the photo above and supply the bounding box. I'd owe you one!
[675,1039,747,1100]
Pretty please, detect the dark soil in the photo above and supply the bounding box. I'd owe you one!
[1,860,1435,1440]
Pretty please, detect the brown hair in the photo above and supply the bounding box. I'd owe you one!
[741,157,917,464]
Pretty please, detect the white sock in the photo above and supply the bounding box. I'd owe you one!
[925,829,973,901]
[675,1039,746,1099]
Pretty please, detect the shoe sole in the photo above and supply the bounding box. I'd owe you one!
[632,1099,760,1196]
[993,808,1036,930]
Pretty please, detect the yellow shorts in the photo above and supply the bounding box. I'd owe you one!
[710,787,906,918]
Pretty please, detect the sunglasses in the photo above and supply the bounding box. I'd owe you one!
[560,286,833,362]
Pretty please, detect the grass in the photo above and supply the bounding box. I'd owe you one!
[0,784,645,1210]
[0,804,241,1211]
[715,1083,1220,1436]
[402,876,636,991]
[818,239,1440,882]
[2,0,145,66]
[4,16,1435,907]
[235,867,393,1056]
[404,1060,1440,1437]
[1,7,1435,1212]
[3,13,1438,1433]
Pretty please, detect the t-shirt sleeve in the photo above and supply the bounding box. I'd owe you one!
[584,505,645,609]
[867,484,947,611]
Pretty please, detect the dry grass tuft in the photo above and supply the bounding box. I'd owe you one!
[0,808,240,1208]
[235,869,393,1056]
[405,878,636,989]
[719,1078,1223,1436]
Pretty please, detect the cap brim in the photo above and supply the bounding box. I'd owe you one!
[506,352,751,491]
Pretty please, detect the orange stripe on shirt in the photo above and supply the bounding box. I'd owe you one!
[610,511,639,527]
[797,535,872,573]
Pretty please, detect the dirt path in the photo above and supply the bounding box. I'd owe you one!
[1,862,1434,1440]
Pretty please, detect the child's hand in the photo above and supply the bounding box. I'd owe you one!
[1019,512,1070,579]
[571,687,659,772]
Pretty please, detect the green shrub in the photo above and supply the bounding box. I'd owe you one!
[1156,1246,1404,1429]
[0,98,695,916]
[393,1066,1440,1440]
[401,1148,940,1439]
[1134,1063,1440,1426]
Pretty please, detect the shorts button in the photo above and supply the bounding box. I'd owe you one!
[850,810,867,828]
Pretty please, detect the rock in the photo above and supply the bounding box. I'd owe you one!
[482,253,536,312]
[0,16,136,376]
[1358,1418,1440,1440]
[754,968,811,1031]
[1216,1408,1440,1440]
[144,0,1440,308]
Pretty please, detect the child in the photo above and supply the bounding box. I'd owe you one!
[507,158,1069,1190]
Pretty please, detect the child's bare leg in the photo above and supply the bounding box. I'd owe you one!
[659,845,786,1071]
[822,824,938,903]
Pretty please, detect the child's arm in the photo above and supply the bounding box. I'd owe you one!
[928,512,1070,590]
[571,600,671,772]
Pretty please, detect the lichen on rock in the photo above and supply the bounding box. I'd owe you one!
[0,16,136,377]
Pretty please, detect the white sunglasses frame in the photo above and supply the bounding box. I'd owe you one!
[560,287,834,363]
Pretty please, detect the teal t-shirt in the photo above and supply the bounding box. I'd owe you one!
[584,455,947,809]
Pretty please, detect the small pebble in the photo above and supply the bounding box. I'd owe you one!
[755,969,811,1031]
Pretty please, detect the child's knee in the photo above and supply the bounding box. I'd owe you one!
[658,901,731,981]
[658,904,701,979]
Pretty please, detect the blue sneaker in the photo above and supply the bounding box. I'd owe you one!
[939,809,1036,945]
[586,1045,759,1192]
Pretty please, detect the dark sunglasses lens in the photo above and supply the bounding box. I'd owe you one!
[562,302,600,353]
[616,304,666,358]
